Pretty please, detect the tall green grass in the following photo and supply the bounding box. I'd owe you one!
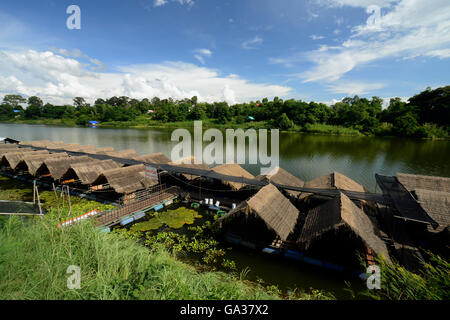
[360,255,450,300]
[0,216,283,300]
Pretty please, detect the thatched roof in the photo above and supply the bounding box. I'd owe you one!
[212,163,255,190]
[86,147,115,154]
[61,159,123,185]
[397,173,450,194]
[1,150,50,169]
[37,156,96,180]
[298,193,391,262]
[19,140,53,148]
[299,171,367,200]
[257,166,304,199]
[104,149,139,159]
[217,184,299,241]
[15,153,69,175]
[91,164,158,194]
[412,189,450,232]
[0,147,32,158]
[134,153,170,164]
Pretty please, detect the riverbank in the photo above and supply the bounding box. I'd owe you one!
[4,118,450,140]
[3,118,362,135]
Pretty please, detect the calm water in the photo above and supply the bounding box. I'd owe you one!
[1,123,449,298]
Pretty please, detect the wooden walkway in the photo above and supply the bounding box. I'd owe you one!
[95,186,179,228]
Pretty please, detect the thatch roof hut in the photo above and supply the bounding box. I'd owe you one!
[104,149,139,159]
[14,153,69,175]
[299,171,367,200]
[134,152,170,164]
[298,193,391,263]
[1,150,50,169]
[412,189,450,233]
[86,147,115,154]
[19,140,53,148]
[0,147,32,158]
[397,173,450,194]
[396,173,450,232]
[36,156,96,180]
[212,163,255,190]
[61,159,123,185]
[91,164,158,194]
[257,166,304,199]
[217,184,299,241]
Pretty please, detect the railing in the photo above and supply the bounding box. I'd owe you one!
[96,186,180,227]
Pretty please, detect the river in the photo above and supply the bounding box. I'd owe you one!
[1,123,449,298]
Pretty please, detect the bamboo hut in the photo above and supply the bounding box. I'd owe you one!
[257,166,304,199]
[134,152,170,164]
[14,153,69,175]
[217,184,300,242]
[35,156,96,180]
[0,150,49,169]
[298,193,391,264]
[60,159,123,185]
[90,164,158,196]
[211,163,255,191]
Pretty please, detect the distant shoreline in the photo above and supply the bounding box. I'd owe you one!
[3,118,450,140]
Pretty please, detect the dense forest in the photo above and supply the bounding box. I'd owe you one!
[1,86,449,138]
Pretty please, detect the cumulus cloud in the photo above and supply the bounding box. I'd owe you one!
[242,36,263,50]
[0,49,291,105]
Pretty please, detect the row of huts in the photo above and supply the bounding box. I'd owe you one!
[1,140,448,270]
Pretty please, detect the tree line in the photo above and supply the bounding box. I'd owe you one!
[1,86,449,138]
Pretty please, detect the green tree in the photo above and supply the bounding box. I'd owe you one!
[3,94,26,107]
[278,113,295,130]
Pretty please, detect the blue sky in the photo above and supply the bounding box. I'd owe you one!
[0,0,449,105]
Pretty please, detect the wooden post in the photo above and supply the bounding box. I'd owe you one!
[35,183,42,216]
[33,180,36,204]
[53,183,61,223]
[66,186,73,223]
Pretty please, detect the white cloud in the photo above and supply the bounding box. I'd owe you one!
[301,0,450,82]
[153,0,194,7]
[242,36,263,50]
[193,48,212,64]
[315,0,397,8]
[194,48,212,57]
[0,49,291,105]
[154,0,168,6]
[326,81,386,95]
[50,48,106,71]
[310,35,325,40]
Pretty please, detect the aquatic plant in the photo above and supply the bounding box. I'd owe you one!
[130,207,202,232]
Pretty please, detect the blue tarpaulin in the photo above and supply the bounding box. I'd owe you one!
[89,121,99,124]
